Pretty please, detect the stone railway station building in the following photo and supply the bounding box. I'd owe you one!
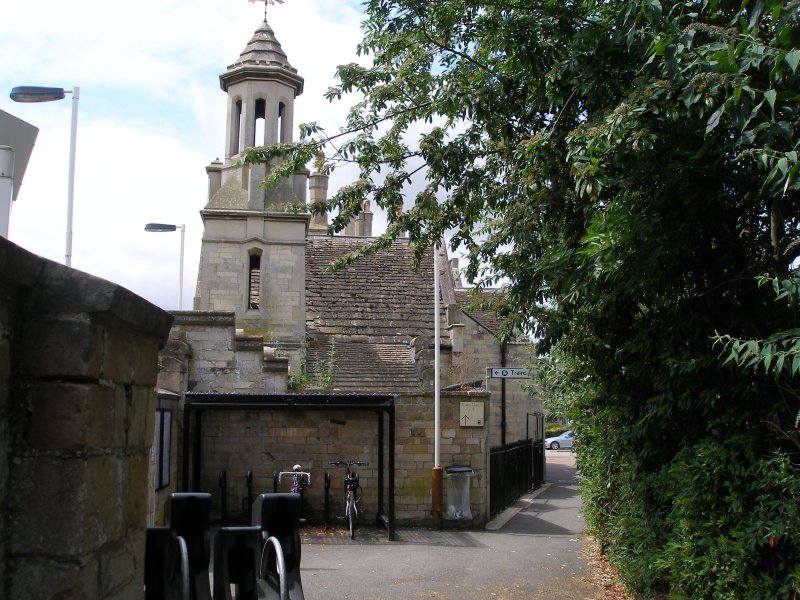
[151,17,541,530]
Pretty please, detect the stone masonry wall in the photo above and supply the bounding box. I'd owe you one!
[479,344,539,446]
[194,239,243,312]
[0,238,172,600]
[193,215,308,345]
[260,239,305,343]
[170,312,289,394]
[394,391,489,525]
[194,391,490,527]
[149,314,296,526]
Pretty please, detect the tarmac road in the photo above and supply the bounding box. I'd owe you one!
[299,450,599,599]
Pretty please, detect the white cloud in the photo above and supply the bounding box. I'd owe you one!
[0,0,367,309]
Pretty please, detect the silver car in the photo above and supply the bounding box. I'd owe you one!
[544,430,574,450]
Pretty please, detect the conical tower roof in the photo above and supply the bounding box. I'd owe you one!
[220,19,304,96]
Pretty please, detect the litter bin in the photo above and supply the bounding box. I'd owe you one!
[444,465,474,520]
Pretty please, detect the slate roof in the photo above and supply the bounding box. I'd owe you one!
[455,289,505,335]
[220,19,304,95]
[305,236,436,392]
[305,236,436,343]
[306,340,420,393]
[229,19,295,73]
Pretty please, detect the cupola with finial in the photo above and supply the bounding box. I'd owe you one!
[220,13,303,158]
[206,3,307,212]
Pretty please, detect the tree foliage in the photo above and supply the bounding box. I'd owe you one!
[243,0,800,594]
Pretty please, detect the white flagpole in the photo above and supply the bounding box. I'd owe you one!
[434,243,441,467]
[432,242,443,528]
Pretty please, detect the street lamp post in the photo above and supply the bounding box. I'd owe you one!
[10,85,79,267]
[145,223,186,310]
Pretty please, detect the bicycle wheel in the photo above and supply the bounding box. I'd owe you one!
[346,491,357,539]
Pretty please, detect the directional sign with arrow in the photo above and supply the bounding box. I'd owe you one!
[487,367,530,379]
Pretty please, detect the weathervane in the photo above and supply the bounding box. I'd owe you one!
[249,0,284,21]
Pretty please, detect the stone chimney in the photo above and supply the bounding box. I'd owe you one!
[450,257,463,287]
[360,200,373,237]
[206,158,223,203]
[308,171,329,233]
[343,200,373,237]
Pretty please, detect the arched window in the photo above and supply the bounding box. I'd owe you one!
[278,102,286,143]
[248,251,262,309]
[254,98,266,146]
[232,99,242,155]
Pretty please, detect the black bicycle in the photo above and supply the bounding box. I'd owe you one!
[327,460,367,539]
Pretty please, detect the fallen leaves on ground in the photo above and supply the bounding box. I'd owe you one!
[580,536,634,600]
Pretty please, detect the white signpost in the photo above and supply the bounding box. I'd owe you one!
[487,367,530,379]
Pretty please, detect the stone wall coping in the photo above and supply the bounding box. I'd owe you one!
[163,337,192,357]
[200,236,309,247]
[156,388,182,400]
[172,311,236,327]
[504,340,531,348]
[0,237,173,342]
[263,357,289,373]
[235,333,263,346]
[199,208,311,224]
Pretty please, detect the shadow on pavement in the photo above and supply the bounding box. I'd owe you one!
[299,450,601,599]
[496,453,583,537]
[499,510,577,536]
[536,484,580,500]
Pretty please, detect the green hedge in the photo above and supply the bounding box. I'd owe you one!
[575,415,800,598]
[545,423,569,437]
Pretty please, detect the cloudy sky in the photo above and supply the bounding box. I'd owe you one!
[0,0,371,310]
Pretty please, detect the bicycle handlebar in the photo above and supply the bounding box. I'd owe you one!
[277,471,311,485]
[328,460,368,467]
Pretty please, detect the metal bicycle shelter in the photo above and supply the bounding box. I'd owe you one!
[181,391,397,540]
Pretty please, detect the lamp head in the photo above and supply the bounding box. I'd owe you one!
[145,223,178,232]
[10,86,66,103]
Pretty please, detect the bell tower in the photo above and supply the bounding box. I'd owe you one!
[219,18,306,209]
[194,15,309,346]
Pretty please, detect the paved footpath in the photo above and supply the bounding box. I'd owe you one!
[299,451,601,599]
